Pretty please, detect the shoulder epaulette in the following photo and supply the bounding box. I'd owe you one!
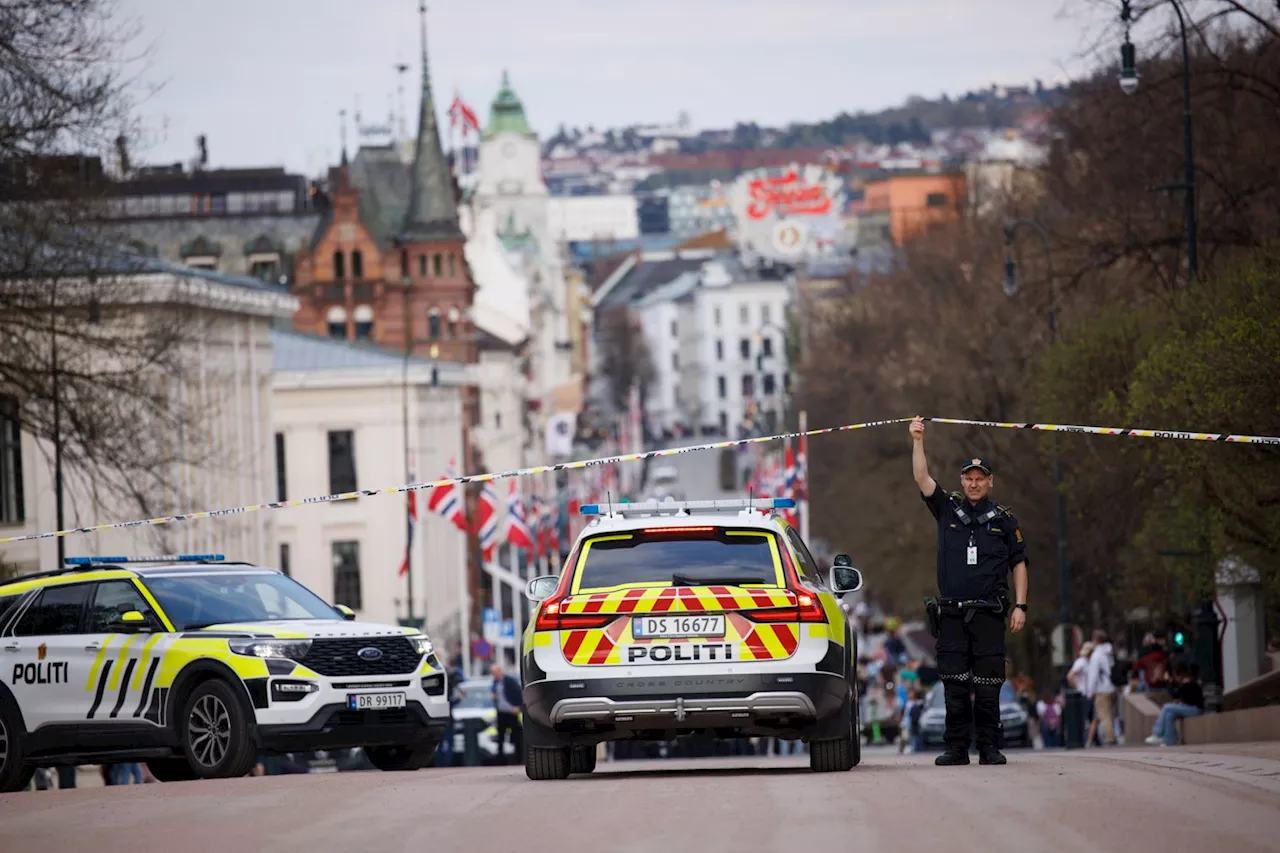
[997,504,1013,516]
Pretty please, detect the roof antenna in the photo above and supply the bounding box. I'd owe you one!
[606,489,613,518]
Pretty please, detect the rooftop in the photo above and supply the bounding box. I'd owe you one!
[484,71,535,139]
[270,328,467,380]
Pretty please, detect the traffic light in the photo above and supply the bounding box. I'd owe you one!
[1173,630,1186,649]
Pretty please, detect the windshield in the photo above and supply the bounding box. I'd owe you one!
[575,530,782,591]
[927,681,1016,706]
[454,682,494,710]
[143,571,342,630]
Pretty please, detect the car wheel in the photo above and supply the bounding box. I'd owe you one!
[569,745,597,775]
[180,680,257,779]
[0,699,35,794]
[366,741,439,772]
[810,694,855,773]
[849,690,862,768]
[525,745,570,780]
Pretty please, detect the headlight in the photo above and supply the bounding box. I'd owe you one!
[228,638,312,659]
[408,634,434,656]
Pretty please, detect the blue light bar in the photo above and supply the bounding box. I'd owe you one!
[63,554,226,565]
[772,497,796,509]
[580,504,600,516]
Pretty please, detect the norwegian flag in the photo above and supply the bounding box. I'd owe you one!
[782,443,799,527]
[476,482,500,562]
[449,92,481,136]
[426,460,468,534]
[399,471,418,577]
[504,479,534,554]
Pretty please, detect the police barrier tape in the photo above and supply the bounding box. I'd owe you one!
[1,416,1276,546]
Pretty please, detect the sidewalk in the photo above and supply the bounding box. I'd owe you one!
[1072,741,1280,795]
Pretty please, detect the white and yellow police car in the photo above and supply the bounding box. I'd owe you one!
[0,554,449,792]
[519,497,864,780]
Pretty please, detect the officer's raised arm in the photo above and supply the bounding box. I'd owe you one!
[910,416,937,497]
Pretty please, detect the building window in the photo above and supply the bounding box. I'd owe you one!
[762,304,771,324]
[717,376,726,399]
[784,372,792,392]
[351,249,364,280]
[279,542,291,577]
[353,305,374,340]
[670,320,677,338]
[428,310,441,340]
[715,339,723,361]
[671,352,679,370]
[433,253,442,277]
[0,395,24,525]
[739,338,750,359]
[419,254,427,277]
[763,374,776,395]
[332,541,362,610]
[926,192,948,208]
[447,306,459,339]
[401,249,409,279]
[333,250,346,280]
[713,306,722,327]
[274,432,287,502]
[448,253,456,276]
[739,304,749,324]
[742,375,755,396]
[249,259,279,282]
[762,337,774,358]
[718,411,728,435]
[326,305,347,340]
[327,430,356,494]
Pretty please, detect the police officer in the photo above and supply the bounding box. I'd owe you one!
[910,416,1028,765]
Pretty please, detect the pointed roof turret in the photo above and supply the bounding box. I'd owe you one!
[398,2,462,243]
[484,70,536,139]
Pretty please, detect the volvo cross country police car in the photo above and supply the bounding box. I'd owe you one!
[519,497,864,780]
[0,554,449,792]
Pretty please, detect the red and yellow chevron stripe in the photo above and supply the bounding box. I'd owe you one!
[560,586,794,615]
[739,624,800,661]
[558,611,800,665]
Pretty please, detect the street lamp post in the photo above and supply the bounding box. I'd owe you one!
[1118,0,1198,288]
[1002,219,1070,675]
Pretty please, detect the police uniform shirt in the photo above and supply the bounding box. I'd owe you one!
[921,488,1028,601]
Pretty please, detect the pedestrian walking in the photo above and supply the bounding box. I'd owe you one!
[911,416,1029,766]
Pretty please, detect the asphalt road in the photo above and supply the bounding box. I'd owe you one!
[3,746,1278,853]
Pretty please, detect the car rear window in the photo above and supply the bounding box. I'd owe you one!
[574,530,782,591]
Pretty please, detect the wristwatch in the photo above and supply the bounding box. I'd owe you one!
[1014,603,1028,613]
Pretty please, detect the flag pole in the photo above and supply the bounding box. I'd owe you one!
[799,409,810,542]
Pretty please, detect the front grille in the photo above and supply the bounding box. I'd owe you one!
[332,709,410,727]
[297,637,421,677]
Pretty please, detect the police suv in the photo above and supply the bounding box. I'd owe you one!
[519,497,864,780]
[0,555,449,792]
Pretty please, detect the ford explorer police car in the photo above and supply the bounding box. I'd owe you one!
[519,497,864,780]
[0,555,449,793]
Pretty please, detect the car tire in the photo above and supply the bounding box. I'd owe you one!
[849,690,862,768]
[810,694,855,773]
[525,745,570,781]
[0,699,35,794]
[179,680,257,780]
[569,745,597,775]
[366,741,439,772]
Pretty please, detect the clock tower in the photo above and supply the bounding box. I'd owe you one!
[473,71,548,243]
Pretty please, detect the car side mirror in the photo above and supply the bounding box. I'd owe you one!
[335,604,357,621]
[110,610,151,633]
[525,575,559,603]
[829,565,863,594]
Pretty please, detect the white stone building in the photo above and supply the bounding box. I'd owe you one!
[595,251,793,439]
[0,262,297,574]
[269,328,475,661]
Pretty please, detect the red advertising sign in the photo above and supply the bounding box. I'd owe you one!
[745,169,833,220]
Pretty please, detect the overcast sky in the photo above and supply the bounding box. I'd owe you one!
[118,0,1111,177]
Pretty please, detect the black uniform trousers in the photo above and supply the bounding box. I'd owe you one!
[935,609,1006,752]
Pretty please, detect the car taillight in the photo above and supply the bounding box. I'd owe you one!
[795,591,827,623]
[533,596,616,631]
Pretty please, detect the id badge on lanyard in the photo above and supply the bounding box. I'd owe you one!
[967,535,978,566]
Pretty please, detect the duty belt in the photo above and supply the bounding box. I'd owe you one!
[936,597,1006,623]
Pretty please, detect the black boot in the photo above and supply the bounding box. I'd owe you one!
[935,748,970,766]
[978,749,1007,765]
